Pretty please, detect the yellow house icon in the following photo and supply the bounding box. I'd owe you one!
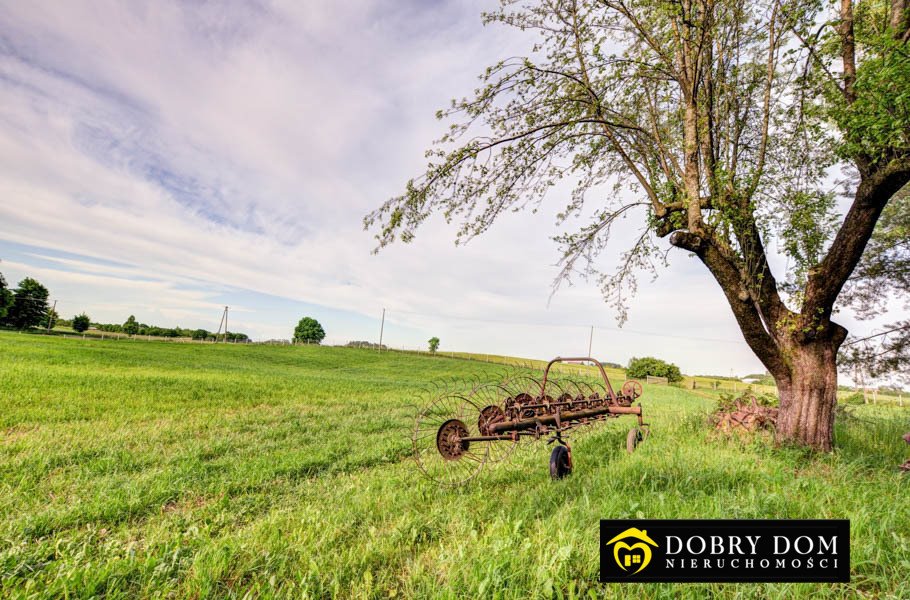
[605,528,658,574]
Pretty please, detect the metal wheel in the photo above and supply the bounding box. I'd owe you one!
[503,373,544,399]
[549,445,572,479]
[501,373,543,421]
[626,427,643,453]
[622,380,643,400]
[414,391,489,485]
[471,383,519,463]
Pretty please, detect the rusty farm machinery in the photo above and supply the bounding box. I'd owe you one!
[413,357,649,485]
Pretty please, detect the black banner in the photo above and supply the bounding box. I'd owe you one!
[600,519,850,583]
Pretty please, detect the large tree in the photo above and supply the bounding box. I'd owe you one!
[123,315,139,337]
[6,278,49,330]
[367,0,910,450]
[0,271,12,321]
[294,317,326,344]
[839,183,910,384]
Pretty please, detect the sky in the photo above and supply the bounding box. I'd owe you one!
[0,0,902,378]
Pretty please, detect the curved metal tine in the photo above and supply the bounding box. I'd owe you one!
[469,382,519,463]
[579,377,609,405]
[581,374,608,399]
[560,378,589,405]
[505,373,545,399]
[541,375,573,405]
[568,377,597,400]
[493,367,514,387]
[413,390,489,486]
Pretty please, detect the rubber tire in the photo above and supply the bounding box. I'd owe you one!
[549,445,572,479]
[626,427,643,453]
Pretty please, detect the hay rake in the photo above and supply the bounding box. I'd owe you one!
[413,357,649,485]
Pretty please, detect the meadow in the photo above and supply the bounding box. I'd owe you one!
[0,331,908,599]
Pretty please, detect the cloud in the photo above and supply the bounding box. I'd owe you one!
[0,0,899,378]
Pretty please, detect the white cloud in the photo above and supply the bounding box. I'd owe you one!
[0,0,900,378]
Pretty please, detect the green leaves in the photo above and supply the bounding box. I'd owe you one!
[779,189,839,289]
[626,356,683,382]
[2,277,49,330]
[293,317,326,345]
[123,315,139,336]
[71,313,91,333]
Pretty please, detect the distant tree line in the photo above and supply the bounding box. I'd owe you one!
[94,317,249,341]
[0,266,248,341]
[346,340,386,350]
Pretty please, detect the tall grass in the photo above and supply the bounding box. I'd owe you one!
[0,332,907,599]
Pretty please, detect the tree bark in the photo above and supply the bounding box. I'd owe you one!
[775,340,841,451]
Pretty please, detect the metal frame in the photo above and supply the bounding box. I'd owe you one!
[417,356,650,483]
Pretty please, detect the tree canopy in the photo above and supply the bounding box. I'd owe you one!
[627,356,683,382]
[294,317,326,344]
[122,315,139,336]
[0,271,12,321]
[4,278,49,330]
[72,313,91,333]
[367,0,910,450]
[840,183,910,384]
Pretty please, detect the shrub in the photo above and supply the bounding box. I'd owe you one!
[72,313,91,333]
[626,356,683,382]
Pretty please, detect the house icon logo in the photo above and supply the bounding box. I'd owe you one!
[605,527,658,574]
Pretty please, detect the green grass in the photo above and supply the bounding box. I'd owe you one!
[0,332,908,599]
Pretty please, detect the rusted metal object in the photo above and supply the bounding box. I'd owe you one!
[413,357,648,485]
[713,396,778,432]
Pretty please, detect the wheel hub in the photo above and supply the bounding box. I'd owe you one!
[478,405,505,436]
[436,419,470,460]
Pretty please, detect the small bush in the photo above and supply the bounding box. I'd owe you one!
[72,313,91,333]
[626,356,683,382]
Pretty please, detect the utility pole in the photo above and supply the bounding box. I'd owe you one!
[587,326,593,358]
[46,299,57,334]
[214,306,229,342]
[378,308,385,352]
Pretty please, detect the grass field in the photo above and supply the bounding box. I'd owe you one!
[1,332,908,599]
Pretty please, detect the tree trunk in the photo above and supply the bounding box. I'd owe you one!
[774,342,840,451]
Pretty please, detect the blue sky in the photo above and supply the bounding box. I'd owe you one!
[0,0,901,377]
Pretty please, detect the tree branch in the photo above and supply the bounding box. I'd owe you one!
[804,158,910,316]
[670,231,789,378]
